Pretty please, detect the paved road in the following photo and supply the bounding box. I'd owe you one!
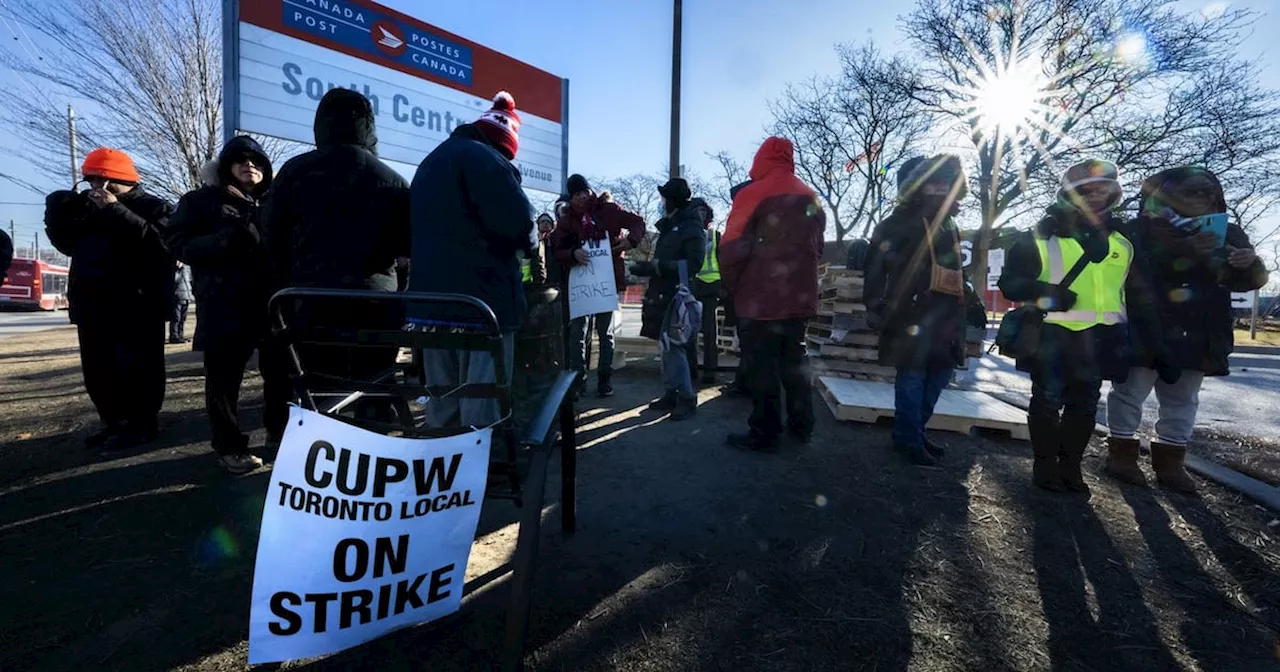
[0,310,70,339]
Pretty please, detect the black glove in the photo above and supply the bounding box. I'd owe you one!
[1154,357,1182,385]
[1045,286,1077,311]
[629,261,656,278]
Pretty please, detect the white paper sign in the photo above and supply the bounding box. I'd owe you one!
[249,406,491,664]
[1231,291,1256,308]
[568,242,619,319]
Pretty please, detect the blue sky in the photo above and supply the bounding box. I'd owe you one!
[2,0,1278,247]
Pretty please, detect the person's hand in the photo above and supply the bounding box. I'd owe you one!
[1047,286,1077,311]
[613,238,633,253]
[1154,357,1182,385]
[629,261,656,277]
[572,248,590,265]
[1227,245,1256,269]
[86,188,117,207]
[1188,231,1218,257]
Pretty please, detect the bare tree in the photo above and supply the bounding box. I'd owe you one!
[704,150,750,218]
[905,0,1264,283]
[769,43,931,242]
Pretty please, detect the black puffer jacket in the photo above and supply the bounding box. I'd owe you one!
[164,135,275,350]
[44,186,174,324]
[639,204,706,340]
[1122,169,1268,376]
[262,88,410,292]
[864,206,984,370]
[0,228,11,283]
[998,204,1166,383]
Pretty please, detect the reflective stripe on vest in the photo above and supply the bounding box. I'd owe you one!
[1034,232,1132,331]
[697,231,721,282]
[521,259,532,283]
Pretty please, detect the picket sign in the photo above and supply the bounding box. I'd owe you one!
[249,406,491,664]
[568,240,619,320]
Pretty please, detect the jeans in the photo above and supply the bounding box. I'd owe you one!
[169,301,189,341]
[569,308,616,382]
[422,332,516,429]
[661,340,695,400]
[892,367,952,448]
[738,318,814,440]
[690,290,719,377]
[1029,370,1101,428]
[1107,367,1205,447]
[203,340,290,454]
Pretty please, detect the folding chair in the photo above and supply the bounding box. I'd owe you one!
[269,288,579,672]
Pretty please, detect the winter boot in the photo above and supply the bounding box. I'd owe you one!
[670,396,697,421]
[1057,416,1093,494]
[1028,414,1063,491]
[649,391,679,412]
[597,370,614,398]
[1150,442,1199,496]
[1104,436,1147,486]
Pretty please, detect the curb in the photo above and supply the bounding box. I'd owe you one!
[975,390,1280,513]
[1233,344,1280,355]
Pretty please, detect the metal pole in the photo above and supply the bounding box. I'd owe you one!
[67,105,78,188]
[1251,289,1260,340]
[34,232,39,261]
[668,0,682,179]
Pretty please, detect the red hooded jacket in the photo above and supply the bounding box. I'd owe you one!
[718,137,825,321]
[551,195,647,292]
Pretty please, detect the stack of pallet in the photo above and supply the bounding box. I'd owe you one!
[807,266,897,383]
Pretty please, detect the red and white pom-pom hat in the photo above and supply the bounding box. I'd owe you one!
[475,91,521,160]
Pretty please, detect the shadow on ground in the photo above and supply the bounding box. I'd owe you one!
[1,331,1278,672]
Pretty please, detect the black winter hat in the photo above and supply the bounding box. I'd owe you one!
[567,174,590,196]
[1139,166,1227,215]
[899,154,968,202]
[658,177,692,205]
[895,156,926,193]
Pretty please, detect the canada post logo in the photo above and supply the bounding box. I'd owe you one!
[371,19,406,57]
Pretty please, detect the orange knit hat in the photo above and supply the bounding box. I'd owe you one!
[82,148,140,183]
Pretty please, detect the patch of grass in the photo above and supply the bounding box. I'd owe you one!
[1233,328,1280,346]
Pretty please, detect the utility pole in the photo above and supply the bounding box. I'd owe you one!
[67,104,78,188]
[668,0,682,179]
[33,232,39,261]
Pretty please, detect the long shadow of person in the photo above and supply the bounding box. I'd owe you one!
[1016,480,1181,671]
[1122,486,1280,670]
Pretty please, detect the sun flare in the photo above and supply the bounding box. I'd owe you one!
[966,56,1053,136]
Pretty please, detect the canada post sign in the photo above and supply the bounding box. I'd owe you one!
[226,0,567,192]
[279,0,474,86]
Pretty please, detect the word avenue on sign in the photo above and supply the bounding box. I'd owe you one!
[568,241,619,320]
[249,406,491,664]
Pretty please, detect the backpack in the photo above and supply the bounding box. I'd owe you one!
[660,261,703,350]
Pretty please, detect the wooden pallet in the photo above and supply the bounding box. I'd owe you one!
[809,356,897,378]
[819,300,867,315]
[806,325,879,347]
[820,286,864,301]
[805,337,878,361]
[817,377,1030,441]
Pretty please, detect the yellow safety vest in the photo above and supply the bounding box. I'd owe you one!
[697,231,721,283]
[1034,231,1132,331]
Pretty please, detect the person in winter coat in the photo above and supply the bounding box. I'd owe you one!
[409,91,535,428]
[864,155,985,466]
[689,198,723,385]
[45,148,175,451]
[553,174,647,398]
[719,137,826,452]
[630,177,706,421]
[0,228,12,284]
[1105,167,1268,495]
[169,261,193,344]
[999,159,1175,494]
[165,135,288,475]
[719,178,755,397]
[526,213,557,286]
[262,88,410,412]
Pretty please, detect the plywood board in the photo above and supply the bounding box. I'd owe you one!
[810,358,897,378]
[820,286,864,301]
[818,376,1030,441]
[806,326,880,347]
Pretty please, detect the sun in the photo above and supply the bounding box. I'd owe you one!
[966,55,1053,136]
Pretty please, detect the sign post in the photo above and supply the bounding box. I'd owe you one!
[223,0,567,191]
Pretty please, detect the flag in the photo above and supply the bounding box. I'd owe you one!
[844,142,883,172]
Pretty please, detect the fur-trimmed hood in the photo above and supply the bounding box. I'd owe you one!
[200,135,273,194]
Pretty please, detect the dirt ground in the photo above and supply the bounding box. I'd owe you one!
[2,325,1279,672]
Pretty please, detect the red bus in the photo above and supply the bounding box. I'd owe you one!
[1,258,69,311]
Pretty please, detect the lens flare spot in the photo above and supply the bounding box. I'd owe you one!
[1167,287,1193,303]
[815,494,829,508]
[1115,33,1149,66]
[198,526,241,566]
[906,324,922,336]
